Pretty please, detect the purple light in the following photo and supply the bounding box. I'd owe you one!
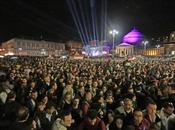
[84,45,110,57]
[123,28,142,45]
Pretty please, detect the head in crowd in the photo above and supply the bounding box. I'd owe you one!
[123,98,133,112]
[64,92,72,102]
[72,96,80,108]
[133,108,144,126]
[85,91,92,102]
[87,109,98,126]
[146,100,157,116]
[17,106,29,122]
[45,102,56,114]
[60,110,72,127]
[30,90,38,100]
[114,115,124,129]
[37,102,46,112]
[163,102,174,116]
[106,110,115,124]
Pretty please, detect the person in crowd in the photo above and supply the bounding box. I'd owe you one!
[3,91,20,121]
[0,80,14,105]
[59,92,72,111]
[16,77,29,104]
[126,108,150,130]
[78,109,106,130]
[109,115,124,130]
[71,96,81,130]
[81,91,92,116]
[26,90,38,116]
[9,106,36,130]
[144,101,161,128]
[52,110,73,130]
[46,81,58,105]
[104,110,115,129]
[106,91,116,111]
[159,102,175,130]
[115,98,134,119]
[40,103,57,130]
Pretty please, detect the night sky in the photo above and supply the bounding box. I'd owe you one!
[0,0,175,43]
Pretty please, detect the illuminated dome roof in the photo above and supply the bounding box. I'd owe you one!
[118,43,132,46]
[123,28,142,45]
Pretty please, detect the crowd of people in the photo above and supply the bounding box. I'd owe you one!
[0,56,175,130]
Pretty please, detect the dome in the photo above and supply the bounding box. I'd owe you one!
[123,28,142,45]
[118,43,133,46]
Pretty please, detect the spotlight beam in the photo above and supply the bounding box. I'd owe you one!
[90,0,96,42]
[67,0,86,45]
[104,0,107,41]
[70,0,88,45]
[100,0,104,45]
[94,3,99,46]
[84,0,93,41]
[77,0,90,43]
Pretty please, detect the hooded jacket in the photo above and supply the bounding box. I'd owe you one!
[52,118,67,130]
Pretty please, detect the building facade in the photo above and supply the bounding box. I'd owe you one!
[1,38,66,56]
[163,43,175,55]
[143,31,175,56]
[66,41,82,50]
[143,47,164,56]
[115,43,134,57]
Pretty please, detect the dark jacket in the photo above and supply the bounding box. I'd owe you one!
[9,118,33,130]
[78,117,106,130]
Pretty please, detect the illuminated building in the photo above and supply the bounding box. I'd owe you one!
[1,38,66,56]
[143,31,175,56]
[163,43,175,55]
[143,47,164,56]
[163,31,175,55]
[115,43,134,57]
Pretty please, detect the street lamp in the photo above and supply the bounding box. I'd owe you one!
[109,29,119,49]
[155,44,160,48]
[142,40,148,50]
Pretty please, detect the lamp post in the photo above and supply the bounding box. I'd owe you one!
[109,29,119,49]
[142,40,149,50]
[156,44,160,48]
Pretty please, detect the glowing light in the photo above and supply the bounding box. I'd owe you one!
[109,29,119,35]
[5,52,14,56]
[109,29,119,49]
[156,45,160,48]
[18,48,22,51]
[0,55,4,58]
[60,56,67,59]
[123,28,142,45]
[82,51,86,54]
[102,51,107,54]
[84,45,109,57]
[118,43,132,46]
